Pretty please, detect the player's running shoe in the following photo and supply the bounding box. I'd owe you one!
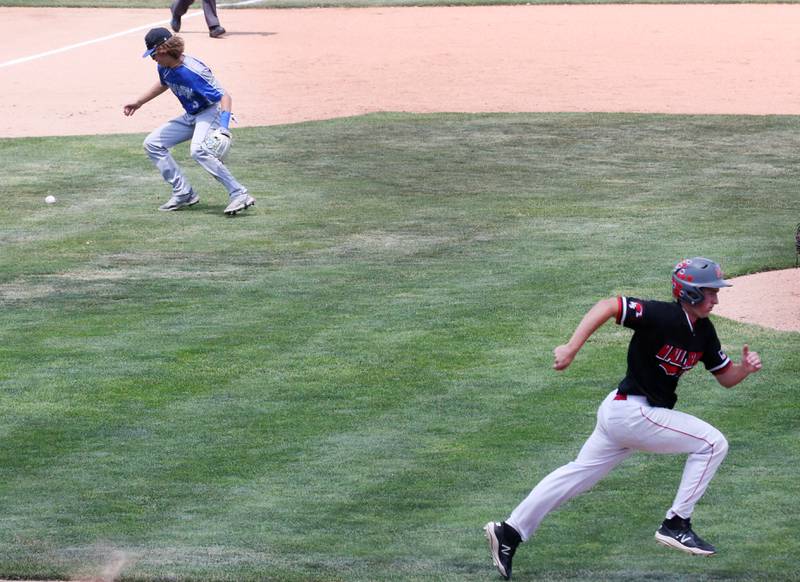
[655,517,716,556]
[484,521,521,580]
[224,193,255,215]
[159,190,199,211]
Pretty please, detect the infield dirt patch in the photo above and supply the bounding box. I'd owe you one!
[5,4,800,138]
[716,268,800,333]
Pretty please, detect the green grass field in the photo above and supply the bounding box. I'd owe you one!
[1,112,798,580]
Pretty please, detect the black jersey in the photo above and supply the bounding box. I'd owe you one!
[615,297,731,409]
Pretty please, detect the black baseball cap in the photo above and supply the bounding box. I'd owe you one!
[142,27,172,58]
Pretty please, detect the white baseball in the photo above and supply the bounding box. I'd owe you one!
[45,195,57,204]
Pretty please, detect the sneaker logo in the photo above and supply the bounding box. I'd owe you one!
[501,544,512,556]
[678,533,695,545]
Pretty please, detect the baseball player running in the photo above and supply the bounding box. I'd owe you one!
[484,258,762,580]
[124,28,254,215]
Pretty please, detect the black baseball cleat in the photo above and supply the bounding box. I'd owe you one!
[209,25,226,38]
[170,15,181,32]
[655,516,716,556]
[484,521,521,580]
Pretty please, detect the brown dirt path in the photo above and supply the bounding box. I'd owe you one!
[5,4,800,139]
[716,268,800,333]
[1,5,797,333]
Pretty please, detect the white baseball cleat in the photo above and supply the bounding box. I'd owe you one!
[159,190,199,211]
[224,193,255,215]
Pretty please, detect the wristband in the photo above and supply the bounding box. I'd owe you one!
[220,110,232,129]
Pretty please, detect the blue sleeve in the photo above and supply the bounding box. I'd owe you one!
[193,77,224,104]
[175,65,224,104]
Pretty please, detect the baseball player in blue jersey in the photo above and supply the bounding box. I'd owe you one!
[484,258,762,580]
[124,28,253,215]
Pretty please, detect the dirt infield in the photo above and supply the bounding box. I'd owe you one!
[716,268,800,333]
[5,4,800,138]
[1,4,798,333]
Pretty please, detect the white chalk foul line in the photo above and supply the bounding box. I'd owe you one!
[0,0,267,70]
[0,13,201,69]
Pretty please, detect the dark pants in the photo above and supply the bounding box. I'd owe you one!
[171,0,220,30]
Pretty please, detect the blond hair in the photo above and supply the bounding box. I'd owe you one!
[160,36,185,59]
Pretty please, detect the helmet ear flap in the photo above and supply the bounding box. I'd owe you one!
[672,278,705,305]
[681,286,705,305]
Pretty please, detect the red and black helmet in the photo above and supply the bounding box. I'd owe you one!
[671,257,732,305]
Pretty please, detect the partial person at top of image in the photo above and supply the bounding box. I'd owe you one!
[171,0,226,38]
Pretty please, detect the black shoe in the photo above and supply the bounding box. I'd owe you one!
[655,517,716,556]
[484,521,521,580]
[209,25,226,38]
[170,15,181,32]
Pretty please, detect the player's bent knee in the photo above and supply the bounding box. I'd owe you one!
[143,138,166,155]
[708,432,728,460]
[715,434,729,459]
[190,146,207,162]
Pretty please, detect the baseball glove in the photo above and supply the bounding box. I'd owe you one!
[202,127,232,161]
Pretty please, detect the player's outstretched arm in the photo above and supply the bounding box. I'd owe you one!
[123,83,169,116]
[715,344,762,388]
[553,297,619,371]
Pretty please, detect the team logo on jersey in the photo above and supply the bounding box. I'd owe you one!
[628,300,644,318]
[169,83,195,100]
[655,345,702,377]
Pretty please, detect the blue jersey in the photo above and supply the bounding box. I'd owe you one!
[158,55,224,115]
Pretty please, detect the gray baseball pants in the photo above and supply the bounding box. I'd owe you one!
[171,0,220,29]
[506,390,728,541]
[143,104,246,200]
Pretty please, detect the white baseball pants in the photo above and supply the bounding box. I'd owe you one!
[507,390,728,541]
[143,104,247,200]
